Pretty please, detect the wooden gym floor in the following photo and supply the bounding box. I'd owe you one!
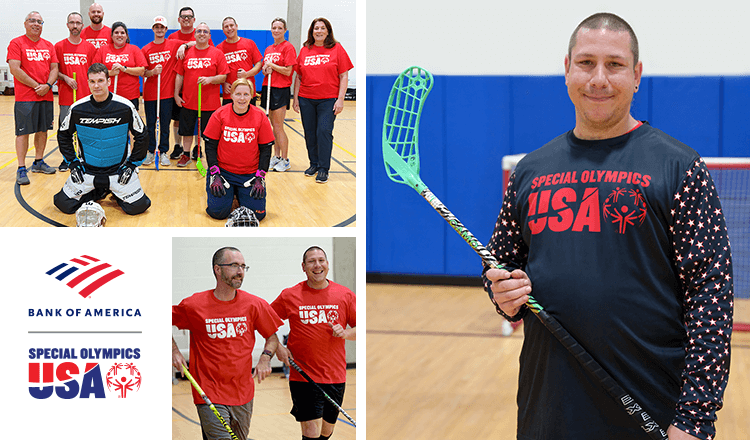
[367,284,750,439]
[172,368,356,439]
[0,95,356,227]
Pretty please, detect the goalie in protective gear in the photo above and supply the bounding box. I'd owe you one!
[202,79,274,222]
[53,63,151,216]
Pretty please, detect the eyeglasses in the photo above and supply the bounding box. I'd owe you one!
[216,263,249,272]
[68,21,83,26]
[179,15,194,20]
[195,29,210,34]
[27,19,44,25]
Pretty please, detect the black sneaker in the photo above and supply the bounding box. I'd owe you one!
[58,160,69,172]
[191,145,202,160]
[169,144,184,160]
[315,169,328,184]
[304,165,318,177]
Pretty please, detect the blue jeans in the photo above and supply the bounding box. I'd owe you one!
[144,98,173,154]
[205,168,266,221]
[298,97,336,171]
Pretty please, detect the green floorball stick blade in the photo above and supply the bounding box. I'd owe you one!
[382,66,434,192]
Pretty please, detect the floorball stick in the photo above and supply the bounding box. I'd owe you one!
[113,73,118,95]
[381,66,668,440]
[196,82,207,176]
[155,73,161,171]
[181,365,240,440]
[265,71,271,115]
[288,359,356,427]
[72,72,80,160]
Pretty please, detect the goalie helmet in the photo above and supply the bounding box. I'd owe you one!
[76,201,106,227]
[225,206,259,227]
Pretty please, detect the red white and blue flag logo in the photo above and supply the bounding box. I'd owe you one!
[45,255,124,298]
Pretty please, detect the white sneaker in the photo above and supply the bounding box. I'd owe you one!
[143,152,155,165]
[269,156,281,170]
[274,158,291,172]
[160,153,171,167]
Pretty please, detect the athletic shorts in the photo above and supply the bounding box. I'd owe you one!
[260,86,291,111]
[179,108,213,136]
[289,381,346,424]
[196,400,253,440]
[15,101,54,136]
[171,97,182,121]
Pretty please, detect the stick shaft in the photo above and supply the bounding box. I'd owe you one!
[182,365,240,440]
[289,360,356,427]
[265,71,271,115]
[155,73,160,170]
[416,187,668,440]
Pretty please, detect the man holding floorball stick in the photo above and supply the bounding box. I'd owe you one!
[272,246,356,440]
[173,246,282,440]
[483,13,732,440]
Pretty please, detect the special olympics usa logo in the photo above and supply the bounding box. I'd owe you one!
[45,255,124,298]
[106,363,142,398]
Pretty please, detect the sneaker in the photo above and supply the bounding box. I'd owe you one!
[176,153,192,167]
[30,160,57,174]
[191,145,202,160]
[58,160,69,172]
[169,144,183,160]
[269,155,281,170]
[274,158,291,172]
[143,152,155,165]
[304,165,318,177]
[315,169,329,183]
[16,167,30,185]
[160,153,171,167]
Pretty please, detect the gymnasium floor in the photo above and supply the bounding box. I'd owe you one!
[367,283,750,439]
[172,368,357,440]
[0,95,356,227]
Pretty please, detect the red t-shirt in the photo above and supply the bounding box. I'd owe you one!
[295,43,353,100]
[262,40,296,89]
[216,37,262,99]
[6,35,59,102]
[203,104,274,174]
[94,44,147,101]
[271,280,356,384]
[173,289,283,405]
[176,45,229,111]
[54,38,97,105]
[141,39,182,101]
[80,25,112,49]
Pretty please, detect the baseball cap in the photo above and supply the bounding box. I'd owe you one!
[153,16,168,28]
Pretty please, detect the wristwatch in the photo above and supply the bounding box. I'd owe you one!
[261,349,273,359]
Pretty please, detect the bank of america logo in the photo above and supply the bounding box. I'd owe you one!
[45,255,124,298]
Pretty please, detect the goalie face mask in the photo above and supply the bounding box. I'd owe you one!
[76,201,107,227]
[225,206,259,227]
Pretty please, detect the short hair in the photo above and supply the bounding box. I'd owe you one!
[302,246,328,263]
[230,78,254,96]
[26,11,42,21]
[212,246,241,269]
[304,17,337,49]
[67,12,83,22]
[179,7,194,16]
[88,62,109,79]
[271,17,287,30]
[568,12,639,66]
[111,21,130,44]
[222,16,237,27]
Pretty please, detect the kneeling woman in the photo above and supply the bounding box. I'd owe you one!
[203,78,275,221]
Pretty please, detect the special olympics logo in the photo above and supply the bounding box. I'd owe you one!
[603,187,647,234]
[327,310,339,323]
[106,363,142,398]
[236,322,248,336]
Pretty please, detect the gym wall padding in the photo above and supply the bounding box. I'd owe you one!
[366,74,750,277]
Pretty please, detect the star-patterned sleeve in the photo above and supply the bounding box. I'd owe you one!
[670,158,733,440]
[481,172,530,319]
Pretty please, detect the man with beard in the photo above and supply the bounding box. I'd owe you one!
[173,246,282,440]
[54,12,97,170]
[80,3,111,49]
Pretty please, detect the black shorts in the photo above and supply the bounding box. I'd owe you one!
[15,101,54,136]
[260,86,291,111]
[171,97,182,121]
[289,381,345,424]
[178,108,213,136]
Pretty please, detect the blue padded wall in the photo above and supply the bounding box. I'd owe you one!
[367,74,750,277]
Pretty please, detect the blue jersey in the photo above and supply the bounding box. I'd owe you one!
[483,122,732,440]
[59,92,147,175]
